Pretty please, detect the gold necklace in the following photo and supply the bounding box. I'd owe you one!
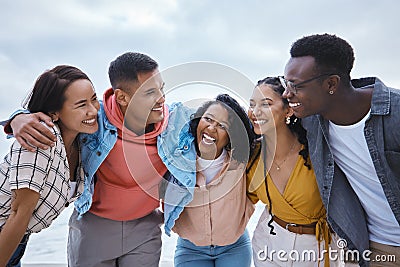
[272,141,296,171]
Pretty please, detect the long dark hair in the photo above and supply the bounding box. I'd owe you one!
[256,77,310,168]
[189,94,255,163]
[23,65,91,114]
[255,76,311,235]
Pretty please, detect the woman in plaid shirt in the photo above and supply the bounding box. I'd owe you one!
[0,65,100,267]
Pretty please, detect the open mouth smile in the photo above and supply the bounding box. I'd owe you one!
[202,133,216,145]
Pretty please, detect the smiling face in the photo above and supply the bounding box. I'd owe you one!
[282,56,332,118]
[124,69,166,133]
[54,79,100,140]
[249,84,290,136]
[196,103,230,160]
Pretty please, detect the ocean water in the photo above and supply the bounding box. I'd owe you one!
[22,203,264,265]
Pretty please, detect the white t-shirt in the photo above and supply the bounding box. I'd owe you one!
[329,110,400,245]
[197,149,227,184]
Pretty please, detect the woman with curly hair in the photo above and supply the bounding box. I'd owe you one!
[172,94,256,267]
[247,77,335,267]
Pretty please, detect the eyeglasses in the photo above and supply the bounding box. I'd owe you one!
[278,73,333,94]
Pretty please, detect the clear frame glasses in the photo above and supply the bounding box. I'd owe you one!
[278,73,333,94]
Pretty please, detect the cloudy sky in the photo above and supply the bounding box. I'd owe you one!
[1,0,399,152]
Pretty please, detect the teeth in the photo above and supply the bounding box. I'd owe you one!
[254,120,266,125]
[289,102,301,108]
[152,107,163,111]
[83,118,96,124]
[202,133,215,144]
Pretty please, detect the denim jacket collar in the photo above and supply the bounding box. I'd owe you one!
[351,77,390,115]
[317,77,390,131]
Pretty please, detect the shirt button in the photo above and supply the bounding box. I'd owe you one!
[183,145,188,150]
[82,138,87,143]
[96,151,102,156]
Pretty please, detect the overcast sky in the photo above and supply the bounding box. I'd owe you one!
[1,0,399,152]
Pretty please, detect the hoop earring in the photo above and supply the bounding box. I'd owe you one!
[285,116,291,125]
[329,90,334,95]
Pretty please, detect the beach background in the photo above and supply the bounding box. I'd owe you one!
[1,1,399,266]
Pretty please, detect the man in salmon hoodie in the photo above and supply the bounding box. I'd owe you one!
[4,52,196,267]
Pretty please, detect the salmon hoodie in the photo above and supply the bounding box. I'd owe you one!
[89,88,168,221]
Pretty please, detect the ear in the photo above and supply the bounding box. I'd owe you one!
[114,89,131,107]
[326,75,340,94]
[49,112,59,122]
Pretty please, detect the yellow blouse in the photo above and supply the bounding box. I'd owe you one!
[247,143,331,266]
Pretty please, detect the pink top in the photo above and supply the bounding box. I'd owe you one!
[173,156,255,246]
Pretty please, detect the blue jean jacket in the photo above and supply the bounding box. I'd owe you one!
[74,101,118,218]
[75,101,197,227]
[302,77,400,267]
[157,102,196,236]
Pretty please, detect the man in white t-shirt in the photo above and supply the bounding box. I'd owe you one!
[279,33,400,267]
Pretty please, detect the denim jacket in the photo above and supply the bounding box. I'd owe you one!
[76,101,197,223]
[302,77,400,267]
[74,101,118,218]
[157,102,197,236]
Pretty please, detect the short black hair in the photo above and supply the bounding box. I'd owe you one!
[189,94,255,163]
[24,65,91,114]
[290,33,355,82]
[108,52,158,91]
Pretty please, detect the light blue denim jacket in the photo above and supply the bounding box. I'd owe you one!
[302,77,400,267]
[76,101,196,224]
[157,102,197,236]
[74,101,118,218]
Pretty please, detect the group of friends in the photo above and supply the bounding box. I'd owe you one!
[0,33,399,267]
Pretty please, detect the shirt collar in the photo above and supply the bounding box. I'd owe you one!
[351,77,390,115]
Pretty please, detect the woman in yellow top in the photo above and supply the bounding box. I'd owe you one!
[247,77,336,267]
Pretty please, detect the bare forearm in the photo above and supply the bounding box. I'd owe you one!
[0,188,39,266]
[0,212,31,266]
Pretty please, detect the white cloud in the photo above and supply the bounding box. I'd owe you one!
[0,0,400,119]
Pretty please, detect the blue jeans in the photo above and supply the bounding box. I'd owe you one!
[174,230,252,267]
[7,234,30,267]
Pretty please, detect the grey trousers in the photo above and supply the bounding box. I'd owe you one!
[67,209,163,267]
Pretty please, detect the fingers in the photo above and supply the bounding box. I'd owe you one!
[36,112,55,128]
[15,125,55,151]
[15,136,36,152]
[10,112,57,151]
